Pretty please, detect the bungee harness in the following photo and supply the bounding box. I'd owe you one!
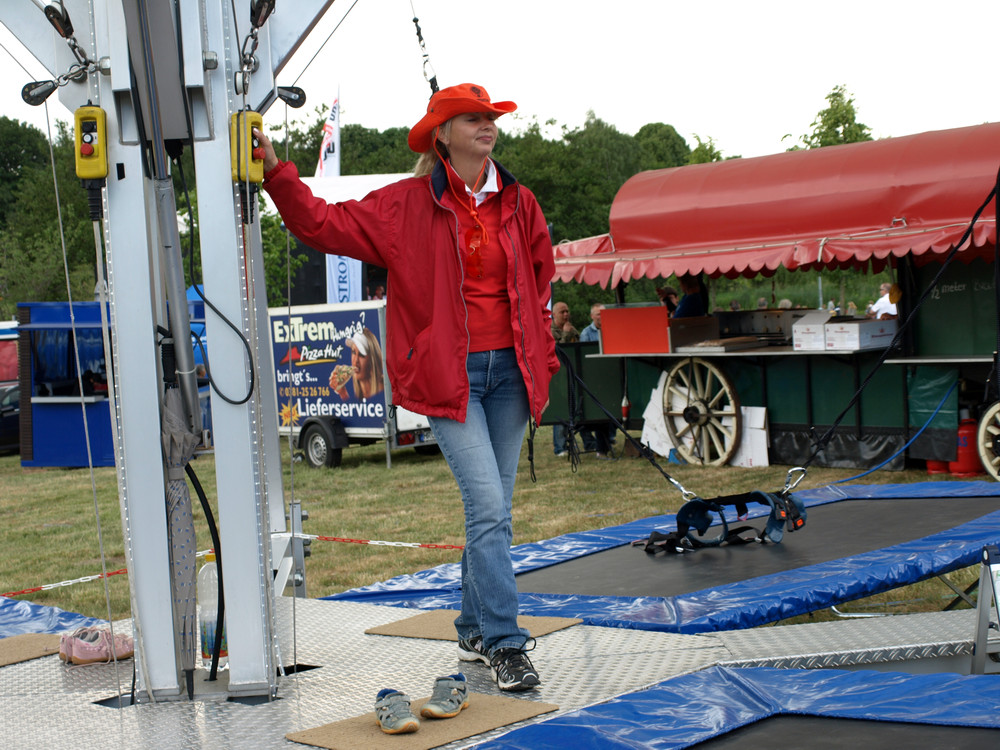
[635,488,807,555]
[553,346,809,553]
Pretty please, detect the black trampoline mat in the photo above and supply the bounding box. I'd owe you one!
[695,714,1000,749]
[516,496,1000,598]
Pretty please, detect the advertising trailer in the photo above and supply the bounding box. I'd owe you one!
[269,300,436,468]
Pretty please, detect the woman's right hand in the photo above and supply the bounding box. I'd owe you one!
[253,128,280,173]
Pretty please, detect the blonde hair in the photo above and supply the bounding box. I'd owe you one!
[352,328,384,398]
[413,120,452,177]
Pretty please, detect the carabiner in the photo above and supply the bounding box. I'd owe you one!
[781,466,807,496]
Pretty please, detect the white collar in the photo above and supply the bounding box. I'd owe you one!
[465,159,499,206]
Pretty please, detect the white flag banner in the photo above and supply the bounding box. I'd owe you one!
[315,95,341,178]
[326,254,364,303]
[315,92,363,303]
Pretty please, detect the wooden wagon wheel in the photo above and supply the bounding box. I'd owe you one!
[662,357,742,466]
[977,401,1000,481]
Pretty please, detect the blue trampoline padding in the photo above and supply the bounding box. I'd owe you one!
[798,480,1000,502]
[0,597,105,638]
[327,481,1000,632]
[476,667,1000,749]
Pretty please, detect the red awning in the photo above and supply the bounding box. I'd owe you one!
[554,123,1000,287]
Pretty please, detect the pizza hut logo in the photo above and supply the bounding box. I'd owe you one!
[470,86,484,98]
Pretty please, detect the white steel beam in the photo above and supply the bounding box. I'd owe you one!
[95,0,183,699]
[1,0,341,700]
[192,0,278,696]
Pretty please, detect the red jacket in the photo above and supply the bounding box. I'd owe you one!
[263,159,558,424]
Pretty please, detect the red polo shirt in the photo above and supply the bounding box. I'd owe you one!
[444,160,514,353]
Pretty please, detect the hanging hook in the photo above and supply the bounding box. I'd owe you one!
[21,0,95,106]
[410,3,439,94]
[236,1,274,98]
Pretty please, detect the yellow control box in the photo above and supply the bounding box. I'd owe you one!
[230,110,264,183]
[74,106,108,180]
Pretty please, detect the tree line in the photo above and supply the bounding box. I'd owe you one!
[0,85,876,322]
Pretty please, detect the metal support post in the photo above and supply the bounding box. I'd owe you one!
[971,544,1000,674]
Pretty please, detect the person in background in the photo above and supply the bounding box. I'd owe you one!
[846,301,858,317]
[257,82,555,692]
[867,282,898,320]
[551,301,578,457]
[756,297,768,309]
[579,303,604,343]
[579,303,615,458]
[778,298,792,310]
[551,301,579,343]
[672,273,708,318]
[656,285,679,315]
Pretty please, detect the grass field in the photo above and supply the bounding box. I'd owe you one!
[0,429,986,626]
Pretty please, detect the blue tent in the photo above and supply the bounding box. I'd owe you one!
[185,285,207,365]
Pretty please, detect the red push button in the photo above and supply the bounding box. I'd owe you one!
[80,143,94,156]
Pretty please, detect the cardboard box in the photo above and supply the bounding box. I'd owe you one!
[644,375,769,468]
[729,406,769,468]
[792,311,830,351]
[824,318,898,351]
[669,315,720,349]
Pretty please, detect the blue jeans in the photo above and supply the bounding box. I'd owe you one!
[428,348,530,653]
[552,424,568,453]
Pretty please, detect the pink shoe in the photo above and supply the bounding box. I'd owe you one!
[108,631,135,661]
[59,626,100,662]
[67,629,110,665]
[69,628,134,665]
[58,633,73,662]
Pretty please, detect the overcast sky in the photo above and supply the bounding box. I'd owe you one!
[2,0,997,159]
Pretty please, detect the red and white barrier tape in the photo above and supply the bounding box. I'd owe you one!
[2,535,462,597]
[304,534,463,550]
[1,547,215,598]
[3,568,129,598]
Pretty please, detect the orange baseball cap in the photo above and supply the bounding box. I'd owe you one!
[407,83,516,153]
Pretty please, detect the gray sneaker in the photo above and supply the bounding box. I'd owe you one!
[490,640,540,692]
[420,673,469,719]
[374,689,420,734]
[457,635,489,665]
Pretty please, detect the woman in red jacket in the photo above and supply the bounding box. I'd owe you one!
[257,83,557,692]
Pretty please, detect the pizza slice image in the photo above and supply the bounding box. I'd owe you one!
[329,364,354,391]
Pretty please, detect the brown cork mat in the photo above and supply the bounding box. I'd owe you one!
[364,609,581,641]
[0,633,61,666]
[286,692,558,750]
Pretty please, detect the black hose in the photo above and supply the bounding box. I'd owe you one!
[185,462,225,681]
[174,156,256,406]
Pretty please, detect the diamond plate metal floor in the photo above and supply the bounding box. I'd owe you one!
[716,609,987,672]
[0,597,730,750]
[3,597,991,749]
